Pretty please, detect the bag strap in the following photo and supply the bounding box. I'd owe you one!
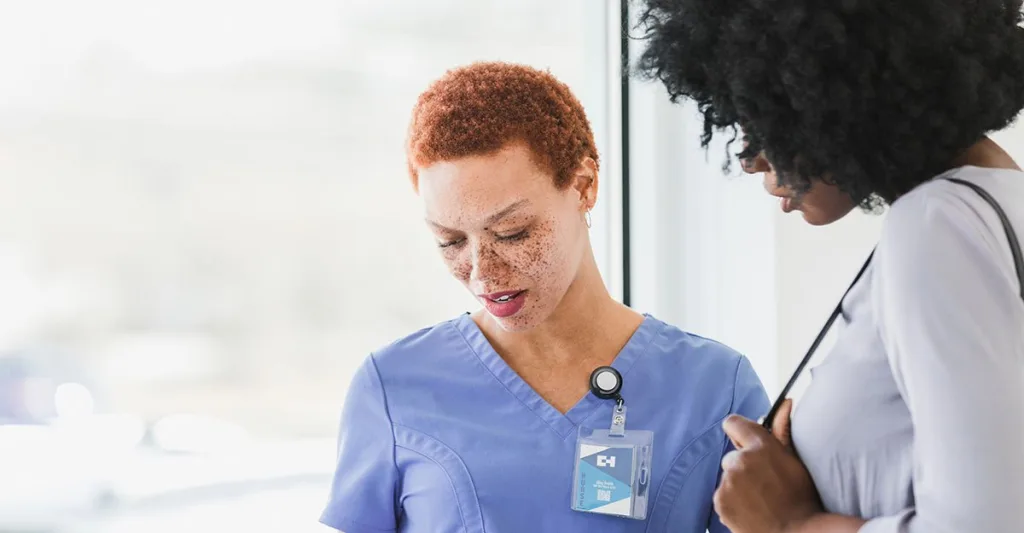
[762,177,1024,430]
[946,178,1024,301]
[760,250,873,430]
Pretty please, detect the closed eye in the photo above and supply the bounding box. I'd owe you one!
[437,238,465,249]
[496,230,529,242]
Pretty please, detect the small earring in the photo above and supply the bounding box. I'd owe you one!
[584,209,592,228]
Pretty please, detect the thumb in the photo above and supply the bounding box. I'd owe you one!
[722,414,765,449]
[772,398,794,449]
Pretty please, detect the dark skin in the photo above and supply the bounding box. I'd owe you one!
[744,136,1022,226]
[719,135,1022,533]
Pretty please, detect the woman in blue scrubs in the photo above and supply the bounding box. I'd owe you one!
[319,61,769,533]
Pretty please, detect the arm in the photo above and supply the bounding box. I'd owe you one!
[709,355,771,533]
[788,514,867,533]
[319,354,401,533]
[801,187,1024,533]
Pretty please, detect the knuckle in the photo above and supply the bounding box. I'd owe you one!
[734,451,753,470]
[721,450,740,471]
[712,487,727,511]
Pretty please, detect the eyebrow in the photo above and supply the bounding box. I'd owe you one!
[427,199,530,231]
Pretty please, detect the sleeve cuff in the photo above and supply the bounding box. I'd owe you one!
[857,508,914,533]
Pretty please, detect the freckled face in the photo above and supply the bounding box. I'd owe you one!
[417,143,590,332]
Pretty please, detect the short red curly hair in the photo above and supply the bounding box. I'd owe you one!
[406,61,599,190]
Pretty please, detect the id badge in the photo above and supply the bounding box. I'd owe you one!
[570,403,654,520]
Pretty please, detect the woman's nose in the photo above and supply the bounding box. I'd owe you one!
[468,242,507,284]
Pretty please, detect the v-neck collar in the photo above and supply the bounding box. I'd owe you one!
[452,313,662,439]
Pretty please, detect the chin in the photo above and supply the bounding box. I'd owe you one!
[800,206,856,226]
[486,303,552,333]
[488,313,537,332]
[801,211,834,226]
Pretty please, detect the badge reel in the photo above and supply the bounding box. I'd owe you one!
[570,366,654,520]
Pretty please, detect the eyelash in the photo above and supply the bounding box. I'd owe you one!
[497,229,529,242]
[437,230,529,249]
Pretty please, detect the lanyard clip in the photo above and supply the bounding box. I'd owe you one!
[609,396,627,436]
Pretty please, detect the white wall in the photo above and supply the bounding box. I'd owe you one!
[627,80,781,391]
[772,206,882,391]
[993,122,1024,162]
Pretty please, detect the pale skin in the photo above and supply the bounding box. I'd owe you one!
[417,141,644,414]
[715,135,1022,533]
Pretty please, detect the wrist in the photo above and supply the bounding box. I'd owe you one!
[782,510,821,533]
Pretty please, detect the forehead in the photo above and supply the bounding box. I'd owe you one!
[417,144,558,225]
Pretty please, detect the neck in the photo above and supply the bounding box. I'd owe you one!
[952,136,1021,171]
[478,249,641,366]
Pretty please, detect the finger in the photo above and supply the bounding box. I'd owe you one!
[772,398,794,449]
[712,486,726,517]
[722,414,765,449]
[721,449,742,471]
[712,486,733,523]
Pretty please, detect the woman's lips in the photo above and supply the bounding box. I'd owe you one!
[479,290,527,318]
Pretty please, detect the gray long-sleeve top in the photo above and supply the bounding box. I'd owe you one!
[790,165,1024,533]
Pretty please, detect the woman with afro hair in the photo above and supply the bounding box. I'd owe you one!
[636,0,1024,532]
[319,61,768,533]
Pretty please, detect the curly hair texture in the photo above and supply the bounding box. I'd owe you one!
[406,62,599,191]
[634,0,1024,208]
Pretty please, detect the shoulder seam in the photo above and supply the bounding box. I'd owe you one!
[726,353,743,417]
[367,352,401,517]
[719,354,745,458]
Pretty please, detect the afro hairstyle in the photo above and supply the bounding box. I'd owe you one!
[634,0,1024,208]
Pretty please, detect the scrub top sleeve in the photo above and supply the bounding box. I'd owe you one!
[708,355,771,533]
[320,354,400,533]
[726,355,771,427]
[865,191,1024,533]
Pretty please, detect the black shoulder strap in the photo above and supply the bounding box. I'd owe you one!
[946,177,1024,301]
[762,177,1024,430]
[760,250,873,430]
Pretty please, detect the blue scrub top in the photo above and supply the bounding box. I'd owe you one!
[320,314,769,533]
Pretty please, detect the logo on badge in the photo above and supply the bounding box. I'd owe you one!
[596,455,616,468]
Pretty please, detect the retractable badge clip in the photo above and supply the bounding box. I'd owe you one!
[590,366,623,400]
[570,366,654,520]
[590,366,626,436]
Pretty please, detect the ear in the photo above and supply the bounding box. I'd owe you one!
[571,157,599,212]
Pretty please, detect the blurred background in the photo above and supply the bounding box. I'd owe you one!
[0,1,607,531]
[0,1,1022,532]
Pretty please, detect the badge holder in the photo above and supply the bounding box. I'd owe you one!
[570,366,654,520]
